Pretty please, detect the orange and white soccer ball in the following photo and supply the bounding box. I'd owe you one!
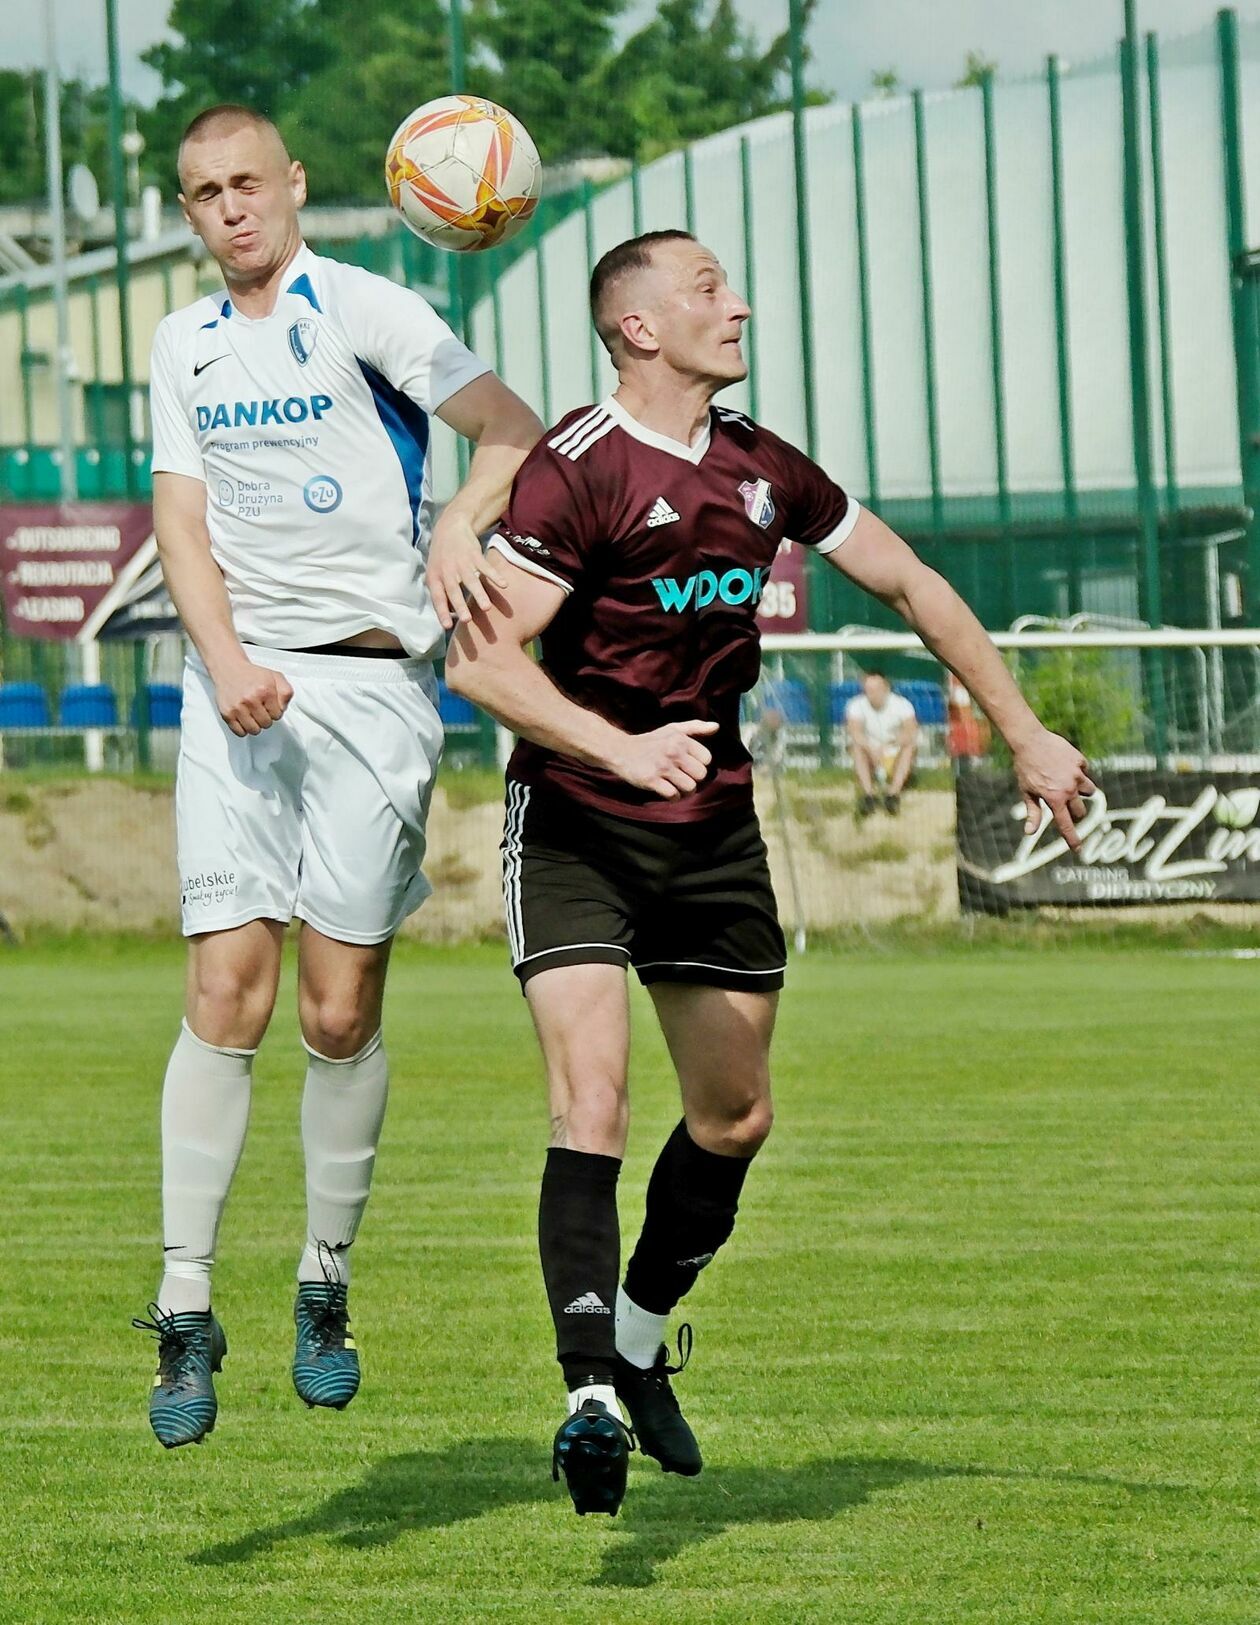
[385,95,542,253]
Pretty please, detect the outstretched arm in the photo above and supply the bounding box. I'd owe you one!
[826,508,1095,846]
[428,374,544,631]
[445,564,717,801]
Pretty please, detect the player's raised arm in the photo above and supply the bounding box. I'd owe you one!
[446,566,717,801]
[826,506,1096,846]
[429,373,544,629]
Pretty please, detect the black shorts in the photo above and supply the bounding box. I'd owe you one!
[501,779,787,993]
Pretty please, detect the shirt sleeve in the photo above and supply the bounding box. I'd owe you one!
[336,263,491,413]
[776,441,861,555]
[148,321,204,480]
[486,437,600,596]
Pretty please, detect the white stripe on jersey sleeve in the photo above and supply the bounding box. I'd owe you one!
[813,498,863,555]
[549,405,605,455]
[487,535,573,594]
[563,415,616,461]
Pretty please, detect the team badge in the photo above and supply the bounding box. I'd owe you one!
[288,318,318,366]
[738,477,775,528]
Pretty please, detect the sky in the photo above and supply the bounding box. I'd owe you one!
[8,0,1260,105]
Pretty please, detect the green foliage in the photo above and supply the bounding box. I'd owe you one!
[0,71,115,210]
[1013,649,1141,761]
[135,0,830,200]
[139,0,334,187]
[955,49,998,89]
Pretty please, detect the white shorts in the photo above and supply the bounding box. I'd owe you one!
[176,645,444,944]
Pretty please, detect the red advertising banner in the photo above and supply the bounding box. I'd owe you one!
[755,537,809,633]
[1,504,154,641]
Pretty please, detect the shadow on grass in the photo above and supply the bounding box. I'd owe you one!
[192,1440,1179,1587]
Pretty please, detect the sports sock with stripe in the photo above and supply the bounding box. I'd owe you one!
[298,1029,389,1286]
[157,1020,255,1315]
[538,1147,621,1389]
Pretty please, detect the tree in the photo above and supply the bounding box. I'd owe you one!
[282,1,452,203]
[955,50,998,89]
[139,0,333,186]
[467,0,628,162]
[869,69,901,99]
[593,0,825,164]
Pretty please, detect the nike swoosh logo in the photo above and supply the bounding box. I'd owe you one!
[193,356,227,376]
[163,1245,185,1252]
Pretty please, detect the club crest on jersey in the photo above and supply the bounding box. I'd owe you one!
[738,478,775,528]
[288,318,317,366]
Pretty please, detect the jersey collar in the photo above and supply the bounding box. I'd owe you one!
[219,241,316,323]
[604,395,711,464]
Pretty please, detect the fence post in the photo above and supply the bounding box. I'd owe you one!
[788,0,818,458]
[851,104,880,508]
[1217,7,1260,619]
[912,91,944,538]
[1146,32,1180,521]
[981,73,1014,614]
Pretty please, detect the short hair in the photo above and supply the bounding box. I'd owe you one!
[862,668,889,682]
[589,230,695,355]
[178,105,288,174]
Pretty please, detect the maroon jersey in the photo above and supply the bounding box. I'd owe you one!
[490,396,859,822]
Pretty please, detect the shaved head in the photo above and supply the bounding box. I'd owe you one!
[177,105,289,187]
[589,231,696,359]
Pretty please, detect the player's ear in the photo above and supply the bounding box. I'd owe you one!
[289,161,308,209]
[620,309,659,356]
[177,192,193,231]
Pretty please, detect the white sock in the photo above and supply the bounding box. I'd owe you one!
[298,1030,389,1286]
[615,1286,668,1370]
[568,1383,623,1420]
[158,1020,255,1315]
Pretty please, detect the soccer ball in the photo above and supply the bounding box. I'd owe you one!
[385,95,542,253]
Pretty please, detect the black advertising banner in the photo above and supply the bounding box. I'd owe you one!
[957,770,1260,910]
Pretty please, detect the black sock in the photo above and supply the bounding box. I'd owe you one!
[623,1120,754,1315]
[538,1147,621,1389]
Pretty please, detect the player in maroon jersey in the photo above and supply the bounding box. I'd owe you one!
[441,230,1094,1517]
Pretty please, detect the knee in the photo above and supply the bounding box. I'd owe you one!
[300,992,378,1060]
[693,1094,774,1159]
[189,966,272,1048]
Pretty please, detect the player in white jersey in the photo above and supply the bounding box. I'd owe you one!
[132,105,542,1449]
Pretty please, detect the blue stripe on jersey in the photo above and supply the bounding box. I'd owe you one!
[287,273,322,313]
[356,358,430,548]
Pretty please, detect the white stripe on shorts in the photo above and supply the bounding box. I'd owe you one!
[502,780,530,963]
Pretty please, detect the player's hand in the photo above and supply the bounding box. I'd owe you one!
[428,510,509,632]
[214,661,293,737]
[610,720,720,799]
[1012,726,1097,850]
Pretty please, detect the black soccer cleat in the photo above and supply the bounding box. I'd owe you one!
[613,1323,702,1477]
[883,792,901,815]
[856,793,877,819]
[551,1398,635,1516]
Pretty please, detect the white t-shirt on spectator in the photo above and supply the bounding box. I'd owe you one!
[845,691,916,751]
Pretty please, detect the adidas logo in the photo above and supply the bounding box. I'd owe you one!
[646,496,681,528]
[563,1291,611,1315]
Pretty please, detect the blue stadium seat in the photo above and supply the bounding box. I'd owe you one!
[437,679,478,728]
[760,678,813,725]
[59,684,118,728]
[896,679,947,726]
[829,679,862,723]
[0,682,51,729]
[132,684,183,729]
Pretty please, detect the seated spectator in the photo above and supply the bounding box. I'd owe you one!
[845,670,919,816]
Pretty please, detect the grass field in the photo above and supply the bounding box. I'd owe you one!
[1,938,1257,1623]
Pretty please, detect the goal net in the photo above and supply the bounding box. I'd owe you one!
[747,625,1260,940]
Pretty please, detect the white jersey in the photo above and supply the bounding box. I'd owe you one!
[149,243,490,658]
[845,691,916,751]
